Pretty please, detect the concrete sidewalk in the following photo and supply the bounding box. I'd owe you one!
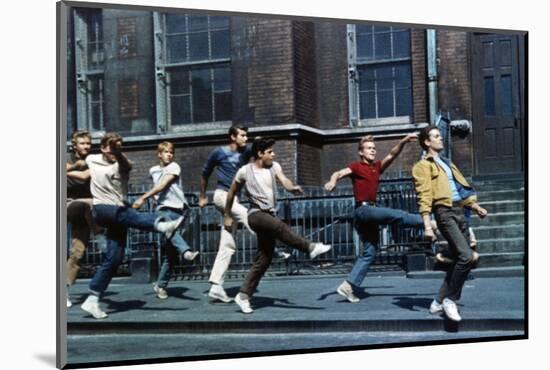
[65,273,525,366]
[66,273,525,333]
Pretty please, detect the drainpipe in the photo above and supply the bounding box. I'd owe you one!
[426,29,438,124]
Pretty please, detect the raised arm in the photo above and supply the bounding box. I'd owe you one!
[132,174,177,209]
[110,139,132,173]
[324,167,352,192]
[380,133,418,173]
[275,166,303,196]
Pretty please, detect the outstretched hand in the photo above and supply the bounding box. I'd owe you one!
[403,133,419,143]
[324,181,336,192]
[290,185,304,196]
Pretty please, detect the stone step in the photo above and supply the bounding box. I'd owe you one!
[472,225,524,239]
[477,189,525,202]
[435,238,524,253]
[475,182,524,192]
[477,252,524,268]
[469,212,524,227]
[478,200,525,214]
[477,238,524,253]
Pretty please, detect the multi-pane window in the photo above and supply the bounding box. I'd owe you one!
[74,8,105,133]
[88,75,105,131]
[158,14,232,127]
[350,25,412,123]
[86,11,104,71]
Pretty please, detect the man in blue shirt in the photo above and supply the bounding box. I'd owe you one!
[199,125,252,302]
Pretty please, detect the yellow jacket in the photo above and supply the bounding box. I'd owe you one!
[412,155,477,215]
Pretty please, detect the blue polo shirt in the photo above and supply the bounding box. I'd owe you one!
[201,145,252,190]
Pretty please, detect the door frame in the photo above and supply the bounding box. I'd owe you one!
[470,32,526,180]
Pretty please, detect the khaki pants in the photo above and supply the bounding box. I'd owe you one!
[208,189,253,285]
[66,198,96,285]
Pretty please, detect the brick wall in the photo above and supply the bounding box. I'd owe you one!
[315,21,349,129]
[297,141,322,185]
[293,21,318,127]
[437,30,473,175]
[273,139,298,183]
[411,28,428,124]
[247,19,295,125]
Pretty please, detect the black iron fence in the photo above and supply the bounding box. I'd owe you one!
[69,178,429,279]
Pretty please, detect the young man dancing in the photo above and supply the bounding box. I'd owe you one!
[412,125,487,322]
[66,130,103,308]
[80,133,184,319]
[324,134,430,303]
[224,137,331,314]
[199,125,253,303]
[132,141,199,299]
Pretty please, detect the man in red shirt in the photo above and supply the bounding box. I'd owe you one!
[325,134,428,303]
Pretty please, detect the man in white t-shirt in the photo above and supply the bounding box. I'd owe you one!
[223,137,332,314]
[80,133,184,319]
[132,141,199,299]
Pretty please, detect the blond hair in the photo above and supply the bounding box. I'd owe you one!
[358,135,375,151]
[157,141,174,154]
[71,130,91,146]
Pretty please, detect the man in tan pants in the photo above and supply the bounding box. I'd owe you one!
[199,125,253,302]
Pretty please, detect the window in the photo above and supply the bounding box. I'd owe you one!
[155,13,232,129]
[348,25,412,126]
[73,8,105,133]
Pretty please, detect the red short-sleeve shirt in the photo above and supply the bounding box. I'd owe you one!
[348,160,382,203]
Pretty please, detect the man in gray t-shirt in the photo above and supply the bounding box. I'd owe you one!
[80,133,185,319]
[224,138,332,314]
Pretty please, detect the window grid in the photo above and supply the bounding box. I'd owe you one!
[162,13,231,126]
[354,26,412,121]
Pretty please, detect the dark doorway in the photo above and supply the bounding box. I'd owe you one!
[471,33,525,176]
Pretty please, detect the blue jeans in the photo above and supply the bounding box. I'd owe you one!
[156,209,191,289]
[89,204,163,296]
[347,205,423,288]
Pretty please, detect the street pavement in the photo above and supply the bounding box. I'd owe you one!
[65,272,525,366]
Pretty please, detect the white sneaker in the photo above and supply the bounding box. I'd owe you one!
[66,292,72,308]
[442,298,462,322]
[310,243,332,259]
[153,284,168,299]
[183,250,200,262]
[81,298,108,319]
[235,294,253,314]
[208,284,233,303]
[155,216,184,240]
[336,281,360,303]
[429,299,443,315]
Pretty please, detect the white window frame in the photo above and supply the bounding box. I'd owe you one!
[153,12,232,133]
[347,24,413,128]
[73,8,105,137]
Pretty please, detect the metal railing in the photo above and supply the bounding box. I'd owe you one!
[70,178,429,279]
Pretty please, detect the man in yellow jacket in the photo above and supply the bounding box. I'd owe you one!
[412,125,487,322]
